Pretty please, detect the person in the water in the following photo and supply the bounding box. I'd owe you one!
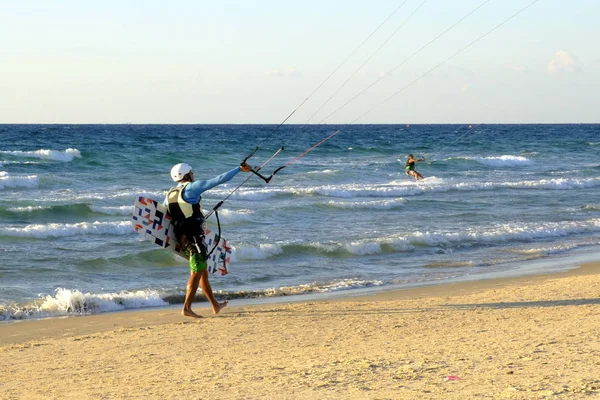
[405,154,425,181]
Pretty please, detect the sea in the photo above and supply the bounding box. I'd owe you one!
[1,124,599,321]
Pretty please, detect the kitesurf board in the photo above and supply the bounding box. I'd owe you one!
[131,196,231,276]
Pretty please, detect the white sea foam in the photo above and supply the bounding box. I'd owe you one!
[343,241,382,255]
[89,205,134,215]
[232,244,283,261]
[463,155,532,167]
[0,160,43,165]
[263,279,384,297]
[208,176,600,201]
[0,173,39,190]
[509,241,595,256]
[326,198,405,209]
[233,237,412,261]
[409,218,600,247]
[6,205,49,212]
[0,288,169,320]
[230,188,282,201]
[0,148,81,162]
[39,288,168,315]
[337,177,600,198]
[0,221,132,238]
[307,169,338,175]
[231,217,600,261]
[91,203,253,222]
[295,184,410,198]
[202,208,254,224]
[55,190,167,202]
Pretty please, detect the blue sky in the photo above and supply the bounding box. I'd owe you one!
[1,0,598,123]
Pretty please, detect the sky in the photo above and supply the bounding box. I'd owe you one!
[1,0,599,124]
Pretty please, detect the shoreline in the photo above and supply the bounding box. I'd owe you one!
[2,258,598,347]
[2,260,600,398]
[3,247,599,329]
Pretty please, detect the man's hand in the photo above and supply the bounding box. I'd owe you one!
[240,162,252,173]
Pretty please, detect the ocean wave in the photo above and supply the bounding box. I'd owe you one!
[324,198,405,210]
[423,260,475,268]
[0,148,81,162]
[231,217,600,260]
[0,172,39,190]
[230,187,282,201]
[2,203,131,218]
[0,279,385,321]
[217,177,600,200]
[5,205,49,213]
[0,288,168,321]
[306,169,338,175]
[203,208,254,224]
[0,160,43,165]
[462,155,533,167]
[232,238,413,261]
[508,239,600,257]
[408,218,600,247]
[133,204,252,225]
[583,204,600,211]
[43,190,167,203]
[0,221,132,238]
[234,244,284,260]
[62,174,600,205]
[292,183,418,199]
[261,278,385,296]
[90,205,134,215]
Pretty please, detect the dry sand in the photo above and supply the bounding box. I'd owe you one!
[2,262,600,399]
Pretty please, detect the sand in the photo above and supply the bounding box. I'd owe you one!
[2,262,600,399]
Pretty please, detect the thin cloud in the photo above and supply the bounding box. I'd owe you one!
[376,70,392,79]
[267,67,303,79]
[547,50,580,74]
[511,64,528,73]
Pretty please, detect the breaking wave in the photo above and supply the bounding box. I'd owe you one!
[0,172,39,190]
[231,217,600,260]
[0,279,385,321]
[0,148,81,162]
[214,176,600,200]
[463,155,533,167]
[0,221,132,238]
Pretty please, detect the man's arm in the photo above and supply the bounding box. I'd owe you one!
[184,166,241,199]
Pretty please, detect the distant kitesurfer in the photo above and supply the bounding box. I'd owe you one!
[405,154,425,181]
[165,161,252,318]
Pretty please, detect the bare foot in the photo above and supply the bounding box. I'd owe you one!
[212,300,228,315]
[182,309,203,318]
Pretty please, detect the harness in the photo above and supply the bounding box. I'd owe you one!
[167,182,223,259]
[166,182,206,252]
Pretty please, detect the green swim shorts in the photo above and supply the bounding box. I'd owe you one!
[184,243,208,273]
[189,253,207,273]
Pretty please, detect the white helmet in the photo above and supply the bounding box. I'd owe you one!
[170,163,193,182]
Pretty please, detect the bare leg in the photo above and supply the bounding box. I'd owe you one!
[182,272,202,318]
[199,269,228,314]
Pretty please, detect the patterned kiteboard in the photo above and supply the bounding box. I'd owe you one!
[131,196,231,276]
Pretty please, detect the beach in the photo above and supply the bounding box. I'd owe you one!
[2,261,599,400]
[3,0,599,397]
